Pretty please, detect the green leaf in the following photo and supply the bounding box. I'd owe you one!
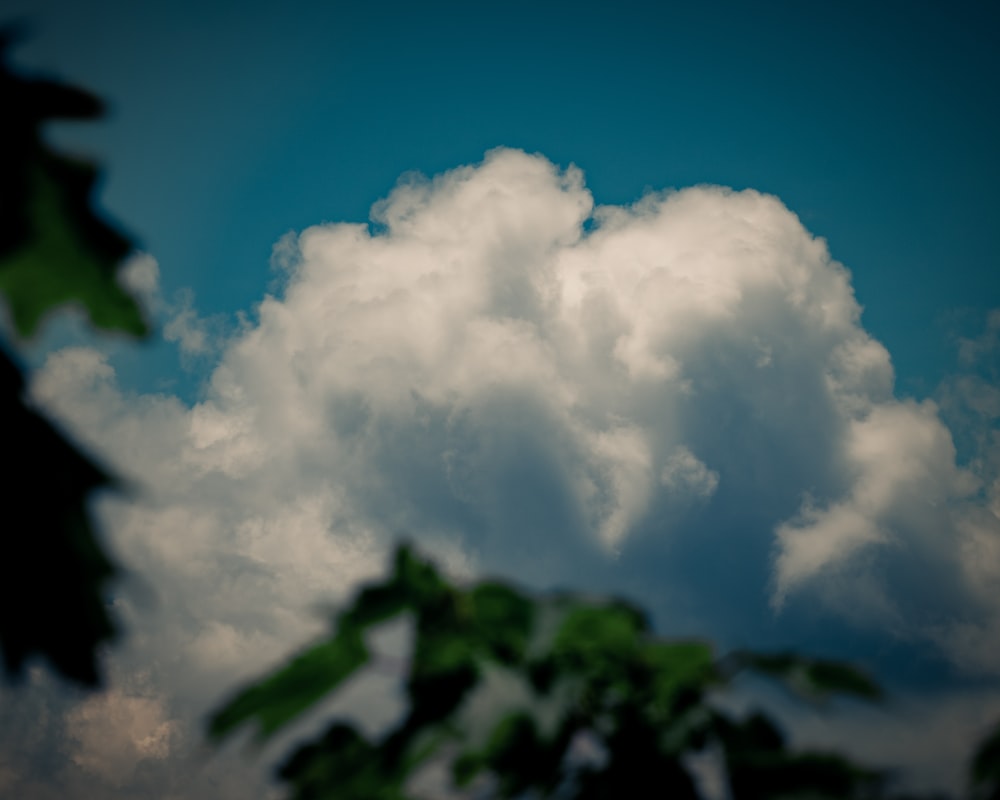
[551,601,647,676]
[209,544,454,742]
[278,722,413,800]
[342,573,421,630]
[467,582,535,665]
[0,33,148,339]
[343,543,450,628]
[0,161,147,337]
[208,626,369,741]
[642,640,716,715]
[733,650,882,703]
[803,660,882,700]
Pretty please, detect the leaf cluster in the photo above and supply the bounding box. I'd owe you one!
[210,543,965,800]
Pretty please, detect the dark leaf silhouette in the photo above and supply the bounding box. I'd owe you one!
[0,347,118,685]
[972,721,1000,800]
[0,27,149,686]
[716,711,886,800]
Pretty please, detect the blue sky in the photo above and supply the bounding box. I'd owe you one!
[15,0,999,398]
[4,1,1000,798]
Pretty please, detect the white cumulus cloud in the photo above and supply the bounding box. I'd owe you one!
[11,147,1000,797]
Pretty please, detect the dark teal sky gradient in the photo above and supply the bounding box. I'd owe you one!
[9,0,998,404]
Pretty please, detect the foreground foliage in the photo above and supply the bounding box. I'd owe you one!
[211,543,1000,800]
[0,27,148,685]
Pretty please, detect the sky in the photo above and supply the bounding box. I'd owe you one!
[2,0,1000,797]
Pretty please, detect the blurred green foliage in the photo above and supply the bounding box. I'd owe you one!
[0,26,148,686]
[212,543,1000,800]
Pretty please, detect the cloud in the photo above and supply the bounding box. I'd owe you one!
[661,445,720,500]
[119,254,161,309]
[120,253,224,360]
[13,148,1000,796]
[958,309,1000,369]
[64,680,177,786]
[772,399,979,609]
[923,313,1000,676]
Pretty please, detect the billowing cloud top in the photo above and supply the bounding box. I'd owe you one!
[10,148,1000,798]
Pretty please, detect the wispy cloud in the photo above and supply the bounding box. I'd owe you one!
[120,254,225,361]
